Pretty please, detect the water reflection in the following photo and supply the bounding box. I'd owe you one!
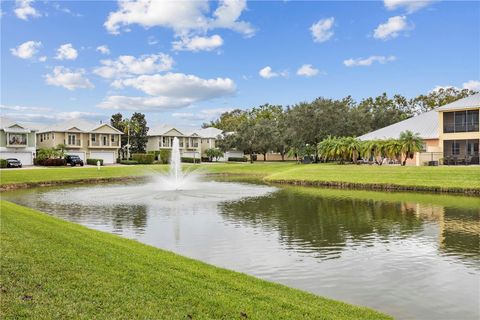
[220,187,479,267]
[2,181,479,320]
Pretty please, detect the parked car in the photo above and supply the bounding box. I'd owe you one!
[6,158,22,168]
[65,155,84,167]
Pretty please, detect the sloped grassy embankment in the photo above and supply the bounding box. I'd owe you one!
[0,201,391,319]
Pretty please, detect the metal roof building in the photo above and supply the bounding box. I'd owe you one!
[358,109,439,140]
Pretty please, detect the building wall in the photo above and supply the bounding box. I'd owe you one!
[438,108,480,153]
[36,131,121,160]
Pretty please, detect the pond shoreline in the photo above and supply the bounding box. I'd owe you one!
[1,173,478,195]
[1,200,391,319]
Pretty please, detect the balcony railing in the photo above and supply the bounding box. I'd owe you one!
[65,140,81,146]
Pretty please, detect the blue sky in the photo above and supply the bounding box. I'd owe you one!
[1,0,479,128]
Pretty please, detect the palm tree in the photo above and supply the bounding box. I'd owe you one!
[383,139,402,163]
[399,130,423,166]
[342,137,361,164]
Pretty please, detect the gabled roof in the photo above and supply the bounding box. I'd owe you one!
[0,117,35,133]
[148,125,186,136]
[37,119,123,134]
[436,93,480,111]
[358,109,439,140]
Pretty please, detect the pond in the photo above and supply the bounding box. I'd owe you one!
[3,177,479,320]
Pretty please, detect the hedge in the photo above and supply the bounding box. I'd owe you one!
[228,157,247,162]
[132,153,155,164]
[87,159,104,166]
[120,160,139,165]
[181,157,200,163]
[159,149,171,164]
[0,159,7,168]
[35,158,66,166]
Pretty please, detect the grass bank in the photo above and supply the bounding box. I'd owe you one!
[0,201,390,319]
[1,162,479,193]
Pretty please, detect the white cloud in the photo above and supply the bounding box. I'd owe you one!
[259,66,288,79]
[104,0,253,52]
[209,0,255,37]
[45,66,94,90]
[310,17,335,43]
[99,73,236,111]
[39,56,47,62]
[96,45,110,55]
[172,34,223,52]
[431,80,480,93]
[384,0,433,13]
[55,43,78,60]
[10,40,41,59]
[93,53,174,79]
[296,64,320,77]
[172,108,233,121]
[373,16,412,40]
[98,96,195,111]
[344,55,396,67]
[462,80,480,91]
[0,104,49,112]
[14,0,40,20]
[113,73,235,97]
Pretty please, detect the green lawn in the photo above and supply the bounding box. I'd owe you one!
[0,201,390,320]
[1,162,479,192]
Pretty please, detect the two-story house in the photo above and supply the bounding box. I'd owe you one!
[146,126,202,160]
[0,117,37,165]
[437,94,479,165]
[36,119,123,164]
[359,93,480,165]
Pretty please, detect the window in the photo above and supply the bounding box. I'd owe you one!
[444,110,479,133]
[91,134,96,142]
[111,135,115,142]
[103,135,107,145]
[421,143,427,152]
[52,133,55,139]
[467,140,479,156]
[466,110,479,131]
[68,134,76,145]
[8,133,27,146]
[451,142,460,155]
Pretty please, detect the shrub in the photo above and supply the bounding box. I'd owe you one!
[36,158,66,166]
[132,153,155,164]
[159,149,171,164]
[0,159,7,168]
[201,157,211,162]
[181,157,200,163]
[87,159,104,166]
[228,157,247,162]
[120,160,139,165]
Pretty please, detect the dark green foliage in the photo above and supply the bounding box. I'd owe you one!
[181,157,200,163]
[228,157,247,162]
[132,153,155,164]
[0,159,7,168]
[159,149,171,164]
[35,158,66,166]
[120,160,139,165]
[86,159,104,166]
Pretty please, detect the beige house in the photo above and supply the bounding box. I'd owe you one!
[146,126,202,160]
[147,126,244,161]
[36,119,123,164]
[359,93,480,165]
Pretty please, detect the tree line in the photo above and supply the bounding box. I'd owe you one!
[205,88,476,162]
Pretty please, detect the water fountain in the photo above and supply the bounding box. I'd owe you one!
[169,137,182,189]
